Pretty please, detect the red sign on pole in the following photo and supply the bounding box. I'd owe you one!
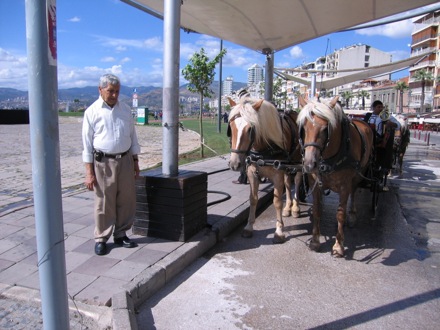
[47,0,57,66]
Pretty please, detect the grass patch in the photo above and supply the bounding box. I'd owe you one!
[178,117,230,164]
[60,113,230,165]
[59,111,83,117]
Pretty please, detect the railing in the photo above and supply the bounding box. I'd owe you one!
[410,47,436,57]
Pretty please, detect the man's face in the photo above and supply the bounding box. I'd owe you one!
[99,83,120,107]
[373,103,384,114]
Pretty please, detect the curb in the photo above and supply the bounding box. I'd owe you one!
[111,186,274,330]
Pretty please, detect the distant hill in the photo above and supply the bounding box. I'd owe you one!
[0,81,247,111]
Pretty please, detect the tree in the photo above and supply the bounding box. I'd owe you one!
[356,90,370,110]
[394,81,409,114]
[272,78,286,109]
[182,47,227,157]
[340,90,354,109]
[257,78,288,107]
[412,69,434,113]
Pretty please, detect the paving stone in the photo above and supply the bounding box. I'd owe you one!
[72,255,120,276]
[125,247,168,264]
[0,263,38,285]
[65,251,93,273]
[66,272,98,297]
[103,260,147,281]
[74,276,128,306]
[0,242,37,263]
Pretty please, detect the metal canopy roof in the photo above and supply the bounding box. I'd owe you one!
[123,0,440,52]
[274,54,428,90]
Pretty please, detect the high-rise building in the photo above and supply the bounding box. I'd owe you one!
[223,76,233,96]
[409,10,440,112]
[247,64,264,86]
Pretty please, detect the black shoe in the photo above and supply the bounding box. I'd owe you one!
[114,236,137,248]
[95,242,107,256]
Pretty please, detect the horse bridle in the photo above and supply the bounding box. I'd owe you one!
[227,113,255,155]
[299,115,330,155]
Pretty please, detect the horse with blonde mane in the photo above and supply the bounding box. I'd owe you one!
[297,96,374,257]
[228,94,303,243]
[393,114,410,176]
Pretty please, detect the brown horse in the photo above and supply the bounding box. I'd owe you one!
[297,96,374,257]
[228,95,303,243]
[393,114,410,176]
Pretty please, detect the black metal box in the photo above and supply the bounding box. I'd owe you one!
[133,168,208,241]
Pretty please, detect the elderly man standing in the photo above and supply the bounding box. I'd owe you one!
[82,74,140,255]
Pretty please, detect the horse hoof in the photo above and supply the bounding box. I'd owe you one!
[241,230,253,238]
[309,241,320,252]
[282,210,291,217]
[292,211,300,218]
[332,250,344,258]
[272,235,286,244]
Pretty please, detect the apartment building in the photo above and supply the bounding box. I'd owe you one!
[247,64,264,86]
[281,44,392,110]
[223,76,234,96]
[408,10,440,112]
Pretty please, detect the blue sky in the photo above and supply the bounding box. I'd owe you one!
[0,0,437,91]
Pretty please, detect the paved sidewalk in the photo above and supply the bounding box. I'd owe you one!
[0,118,273,329]
[0,158,273,329]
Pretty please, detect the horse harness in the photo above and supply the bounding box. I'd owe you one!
[227,105,300,173]
[300,116,367,174]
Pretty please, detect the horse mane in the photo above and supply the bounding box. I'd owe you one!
[297,97,345,130]
[395,114,408,133]
[229,95,283,148]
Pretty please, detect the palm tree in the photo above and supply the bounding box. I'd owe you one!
[412,69,434,113]
[394,81,409,114]
[340,90,354,109]
[356,90,370,110]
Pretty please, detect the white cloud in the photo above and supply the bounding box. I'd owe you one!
[101,56,116,63]
[388,50,411,62]
[120,57,131,63]
[355,19,413,38]
[93,35,163,51]
[0,48,28,90]
[68,16,81,23]
[289,46,304,59]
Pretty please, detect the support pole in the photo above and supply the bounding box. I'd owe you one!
[162,0,181,176]
[217,39,223,133]
[25,0,69,328]
[310,73,316,99]
[264,49,274,102]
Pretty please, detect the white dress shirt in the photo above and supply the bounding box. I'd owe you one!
[82,96,141,163]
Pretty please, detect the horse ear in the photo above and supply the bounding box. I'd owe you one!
[329,96,339,108]
[252,99,264,111]
[228,97,236,107]
[298,94,308,107]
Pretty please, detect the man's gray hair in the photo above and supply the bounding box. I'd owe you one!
[99,74,120,88]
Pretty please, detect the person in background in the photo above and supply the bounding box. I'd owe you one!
[232,166,248,184]
[82,74,140,256]
[364,100,401,191]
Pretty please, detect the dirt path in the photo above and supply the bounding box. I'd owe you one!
[0,117,199,210]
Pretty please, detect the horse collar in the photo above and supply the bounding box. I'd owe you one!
[318,117,360,173]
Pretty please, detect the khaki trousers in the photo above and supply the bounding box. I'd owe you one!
[93,154,135,242]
